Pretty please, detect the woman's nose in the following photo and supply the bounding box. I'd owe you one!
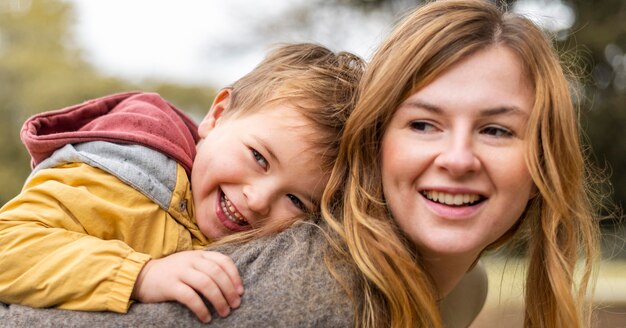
[243,183,272,217]
[434,134,481,177]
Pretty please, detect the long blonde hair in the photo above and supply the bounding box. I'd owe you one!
[321,1,600,327]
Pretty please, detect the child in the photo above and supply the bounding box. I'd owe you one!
[0,43,364,323]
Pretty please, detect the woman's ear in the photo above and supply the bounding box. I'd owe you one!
[198,88,232,137]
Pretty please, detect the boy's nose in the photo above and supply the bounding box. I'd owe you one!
[434,134,481,177]
[243,184,271,217]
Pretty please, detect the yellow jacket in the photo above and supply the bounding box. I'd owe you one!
[0,143,209,313]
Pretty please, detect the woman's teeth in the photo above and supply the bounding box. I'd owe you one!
[220,193,248,226]
[422,190,482,206]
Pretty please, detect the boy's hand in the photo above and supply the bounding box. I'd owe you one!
[131,250,244,323]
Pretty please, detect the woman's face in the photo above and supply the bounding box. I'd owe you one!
[381,45,535,259]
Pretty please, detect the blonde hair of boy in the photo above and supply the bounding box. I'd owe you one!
[223,43,364,173]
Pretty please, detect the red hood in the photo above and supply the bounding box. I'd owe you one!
[21,92,200,177]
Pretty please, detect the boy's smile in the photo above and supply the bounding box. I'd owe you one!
[216,187,249,231]
[191,90,328,240]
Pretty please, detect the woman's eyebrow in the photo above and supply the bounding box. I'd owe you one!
[402,99,528,118]
[401,99,442,113]
[479,106,528,118]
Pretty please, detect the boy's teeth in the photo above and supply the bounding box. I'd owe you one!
[422,190,481,206]
[220,193,248,225]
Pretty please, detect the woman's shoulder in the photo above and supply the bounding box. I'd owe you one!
[210,220,330,260]
[205,220,355,326]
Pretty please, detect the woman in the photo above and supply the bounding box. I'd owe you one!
[321,0,600,327]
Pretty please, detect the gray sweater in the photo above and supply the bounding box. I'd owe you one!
[0,221,486,327]
[0,222,353,327]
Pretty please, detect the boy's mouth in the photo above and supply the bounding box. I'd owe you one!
[220,191,249,226]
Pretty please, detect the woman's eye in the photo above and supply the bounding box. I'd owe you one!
[287,194,308,213]
[251,149,268,169]
[481,126,513,138]
[410,121,437,133]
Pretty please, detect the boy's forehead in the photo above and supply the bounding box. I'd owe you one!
[229,98,311,122]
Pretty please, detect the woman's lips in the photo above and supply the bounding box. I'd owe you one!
[420,190,486,220]
[421,190,484,206]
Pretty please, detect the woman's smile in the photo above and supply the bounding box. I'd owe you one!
[420,190,484,206]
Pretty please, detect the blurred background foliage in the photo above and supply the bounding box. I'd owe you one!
[0,0,215,206]
[0,0,624,256]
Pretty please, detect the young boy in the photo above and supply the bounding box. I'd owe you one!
[0,43,364,323]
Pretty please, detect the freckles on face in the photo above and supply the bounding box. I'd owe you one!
[380,45,535,258]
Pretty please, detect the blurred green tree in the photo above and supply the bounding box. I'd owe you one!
[0,0,214,205]
[562,0,626,256]
[565,0,626,211]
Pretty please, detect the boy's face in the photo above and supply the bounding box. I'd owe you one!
[191,90,329,240]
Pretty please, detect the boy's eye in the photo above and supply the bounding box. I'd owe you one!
[481,126,513,138]
[410,121,438,133]
[251,149,268,169]
[287,194,308,213]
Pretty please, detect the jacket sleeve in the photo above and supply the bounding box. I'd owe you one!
[0,163,153,313]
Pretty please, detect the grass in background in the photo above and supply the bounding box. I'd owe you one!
[470,257,626,328]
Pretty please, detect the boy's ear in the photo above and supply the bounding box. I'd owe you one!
[198,89,231,137]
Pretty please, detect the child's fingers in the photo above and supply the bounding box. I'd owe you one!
[203,251,244,295]
[195,254,242,310]
[173,283,212,323]
[184,268,233,318]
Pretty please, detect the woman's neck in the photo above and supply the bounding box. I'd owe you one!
[420,251,481,299]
